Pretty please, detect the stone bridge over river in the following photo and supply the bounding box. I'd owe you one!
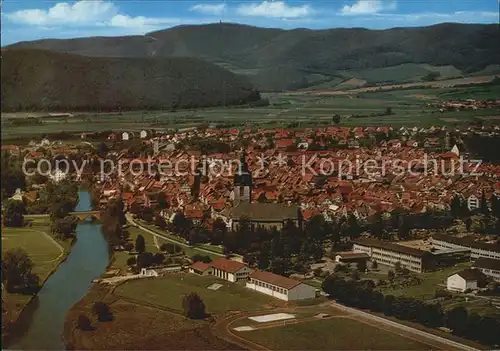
[69,210,102,221]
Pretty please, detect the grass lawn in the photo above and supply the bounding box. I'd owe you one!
[139,221,223,259]
[442,296,500,318]
[236,317,432,350]
[114,274,277,314]
[109,225,159,271]
[379,262,473,300]
[2,217,69,320]
[64,284,237,350]
[2,218,67,281]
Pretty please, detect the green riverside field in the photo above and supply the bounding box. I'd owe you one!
[114,274,277,314]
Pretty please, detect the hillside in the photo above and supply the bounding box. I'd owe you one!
[1,49,260,112]
[6,22,500,91]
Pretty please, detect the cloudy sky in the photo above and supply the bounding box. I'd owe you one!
[2,0,498,45]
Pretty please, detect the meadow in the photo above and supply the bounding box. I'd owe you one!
[1,84,499,142]
[113,273,277,315]
[2,216,69,321]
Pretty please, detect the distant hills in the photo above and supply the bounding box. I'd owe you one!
[1,49,261,112]
[6,22,500,91]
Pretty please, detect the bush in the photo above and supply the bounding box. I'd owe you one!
[77,314,93,331]
[92,302,113,322]
[182,292,206,319]
[126,256,136,266]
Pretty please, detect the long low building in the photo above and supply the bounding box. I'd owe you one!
[188,258,253,282]
[246,270,316,301]
[431,234,500,260]
[473,257,500,282]
[352,238,434,273]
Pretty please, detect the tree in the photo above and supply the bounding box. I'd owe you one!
[140,207,154,223]
[387,270,395,282]
[93,301,113,322]
[126,257,136,267]
[446,306,468,336]
[3,199,25,227]
[182,292,206,319]
[398,215,410,240]
[1,153,26,198]
[350,269,361,281]
[394,261,402,273]
[357,260,367,273]
[155,214,167,229]
[371,260,378,270]
[97,141,109,157]
[51,216,77,239]
[492,194,500,218]
[77,314,93,331]
[332,114,341,124]
[135,234,146,253]
[421,71,441,82]
[480,190,489,215]
[136,252,154,269]
[211,218,227,245]
[1,248,40,293]
[191,254,211,263]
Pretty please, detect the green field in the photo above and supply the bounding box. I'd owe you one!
[109,225,160,271]
[138,221,223,259]
[235,317,432,350]
[442,296,500,318]
[378,262,473,300]
[114,274,276,314]
[2,216,69,319]
[2,84,498,141]
[2,217,67,280]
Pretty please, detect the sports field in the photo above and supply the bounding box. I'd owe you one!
[113,274,276,314]
[234,317,433,350]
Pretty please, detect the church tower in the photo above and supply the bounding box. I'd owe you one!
[191,160,203,199]
[233,150,252,204]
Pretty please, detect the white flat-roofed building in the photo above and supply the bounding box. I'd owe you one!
[432,234,500,260]
[473,257,500,282]
[246,270,316,301]
[352,238,432,273]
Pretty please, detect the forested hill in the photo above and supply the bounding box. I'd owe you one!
[1,49,261,112]
[6,22,500,91]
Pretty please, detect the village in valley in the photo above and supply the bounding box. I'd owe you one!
[2,119,500,350]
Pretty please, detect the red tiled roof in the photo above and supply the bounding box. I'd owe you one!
[249,270,302,290]
[190,261,211,271]
[210,258,246,273]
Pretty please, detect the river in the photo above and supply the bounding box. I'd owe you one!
[9,190,109,350]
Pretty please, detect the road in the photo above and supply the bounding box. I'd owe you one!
[328,301,480,351]
[125,214,225,257]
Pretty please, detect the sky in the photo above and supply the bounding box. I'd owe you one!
[2,0,499,45]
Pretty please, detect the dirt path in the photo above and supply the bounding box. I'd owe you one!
[126,214,225,257]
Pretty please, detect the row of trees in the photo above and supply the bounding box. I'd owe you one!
[322,275,500,346]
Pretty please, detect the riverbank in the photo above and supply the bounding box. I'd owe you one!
[62,277,241,350]
[6,190,110,350]
[1,216,74,346]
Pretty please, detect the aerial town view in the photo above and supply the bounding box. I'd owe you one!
[1,0,500,350]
